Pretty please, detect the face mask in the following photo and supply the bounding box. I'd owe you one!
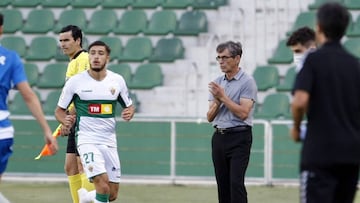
[293,53,304,68]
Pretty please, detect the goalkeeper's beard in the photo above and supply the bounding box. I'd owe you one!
[91,65,105,72]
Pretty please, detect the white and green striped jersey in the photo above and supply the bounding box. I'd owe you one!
[58,70,132,147]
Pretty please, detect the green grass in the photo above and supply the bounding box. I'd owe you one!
[1,182,360,203]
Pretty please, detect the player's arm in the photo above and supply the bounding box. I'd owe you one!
[55,106,75,135]
[16,81,58,153]
[207,100,220,122]
[121,104,135,121]
[291,90,309,142]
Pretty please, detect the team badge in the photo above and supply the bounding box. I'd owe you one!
[110,87,116,95]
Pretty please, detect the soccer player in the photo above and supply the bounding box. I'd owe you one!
[55,41,135,203]
[58,25,94,203]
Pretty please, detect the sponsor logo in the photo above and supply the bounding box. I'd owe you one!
[88,104,113,114]
[0,56,6,65]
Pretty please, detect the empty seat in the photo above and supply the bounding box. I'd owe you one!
[144,10,177,35]
[23,63,39,87]
[277,67,296,92]
[267,39,293,64]
[1,9,23,33]
[128,63,163,89]
[113,10,147,35]
[98,36,122,61]
[85,10,117,34]
[162,0,194,8]
[107,63,132,84]
[193,0,227,9]
[345,0,360,9]
[347,15,360,37]
[118,37,153,62]
[308,0,344,10]
[343,38,360,59]
[174,10,208,36]
[42,0,71,7]
[149,38,184,62]
[12,0,41,7]
[37,63,67,89]
[254,93,290,119]
[0,36,27,57]
[22,9,55,34]
[54,9,87,33]
[71,0,101,8]
[9,90,41,115]
[0,0,11,7]
[25,36,57,61]
[42,90,62,115]
[253,65,279,91]
[287,11,316,35]
[102,0,132,8]
[132,0,164,8]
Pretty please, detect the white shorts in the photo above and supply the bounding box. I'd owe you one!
[78,144,121,183]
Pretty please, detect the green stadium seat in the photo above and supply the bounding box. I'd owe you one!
[22,9,55,34]
[1,9,23,33]
[128,63,163,89]
[132,0,164,8]
[9,90,41,115]
[343,38,360,59]
[193,0,227,9]
[174,10,208,36]
[113,10,147,35]
[254,93,290,119]
[42,0,71,7]
[162,0,194,9]
[107,63,132,84]
[144,10,177,35]
[118,37,153,62]
[253,65,279,91]
[308,0,344,10]
[0,36,27,57]
[12,0,41,7]
[347,15,360,37]
[54,9,87,33]
[102,0,132,8]
[71,0,101,8]
[85,10,117,35]
[149,38,184,62]
[286,11,316,35]
[42,90,62,115]
[23,63,39,87]
[0,0,11,7]
[267,39,293,64]
[344,0,360,9]
[25,36,57,61]
[37,63,67,89]
[277,67,296,92]
[98,36,122,61]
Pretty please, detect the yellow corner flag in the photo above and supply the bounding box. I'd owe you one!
[34,124,62,160]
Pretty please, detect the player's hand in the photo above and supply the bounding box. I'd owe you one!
[60,115,76,136]
[290,127,301,142]
[122,105,135,121]
[44,130,58,154]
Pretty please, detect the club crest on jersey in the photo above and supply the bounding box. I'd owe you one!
[110,87,116,95]
[88,104,113,114]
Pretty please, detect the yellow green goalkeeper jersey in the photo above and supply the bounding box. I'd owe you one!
[65,50,89,80]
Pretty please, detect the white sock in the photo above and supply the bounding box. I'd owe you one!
[0,192,11,203]
[88,190,96,201]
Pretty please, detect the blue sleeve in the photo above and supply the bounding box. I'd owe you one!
[11,52,27,87]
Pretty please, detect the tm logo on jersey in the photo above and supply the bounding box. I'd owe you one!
[88,104,113,114]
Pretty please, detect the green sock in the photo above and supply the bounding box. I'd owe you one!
[95,193,109,203]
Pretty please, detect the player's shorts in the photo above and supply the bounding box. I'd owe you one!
[66,124,79,156]
[0,138,14,174]
[78,143,121,183]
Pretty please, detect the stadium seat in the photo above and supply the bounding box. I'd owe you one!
[37,63,67,89]
[42,0,71,7]
[8,90,41,115]
[23,63,39,87]
[107,63,132,84]
[85,10,117,35]
[42,90,62,115]
[71,0,101,8]
[345,0,360,9]
[252,65,279,91]
[113,10,147,35]
[128,63,163,89]
[1,9,23,33]
[22,9,55,34]
[0,36,27,57]
[0,0,11,7]
[174,10,208,36]
[347,15,360,37]
[132,0,164,8]
[25,36,57,61]
[102,0,132,8]
[343,38,360,59]
[276,67,296,92]
[12,0,41,7]
[193,0,227,9]
[118,37,153,62]
[162,0,194,9]
[308,0,344,10]
[286,11,316,35]
[144,10,177,35]
[267,39,293,64]
[98,36,122,61]
[149,38,184,62]
[54,9,87,33]
[254,93,290,119]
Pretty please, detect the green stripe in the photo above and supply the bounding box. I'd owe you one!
[96,193,109,202]
[74,95,117,118]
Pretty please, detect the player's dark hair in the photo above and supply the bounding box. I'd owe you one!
[216,41,243,57]
[0,13,3,26]
[88,40,111,55]
[317,2,350,41]
[59,25,83,47]
[286,26,315,47]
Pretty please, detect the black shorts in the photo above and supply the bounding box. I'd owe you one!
[66,124,79,156]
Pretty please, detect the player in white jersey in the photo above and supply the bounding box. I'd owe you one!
[55,41,135,203]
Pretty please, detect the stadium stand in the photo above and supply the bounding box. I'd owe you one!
[252,65,279,91]
[102,0,132,8]
[346,15,360,37]
[132,0,164,8]
[128,63,163,89]
[25,36,57,61]
[162,0,194,9]
[286,11,316,35]
[22,9,55,34]
[118,37,153,62]
[8,90,41,115]
[343,37,360,59]
[71,0,102,8]
[267,39,293,64]
[344,0,360,9]
[0,9,23,33]
[143,10,177,35]
[276,67,296,92]
[193,0,228,9]
[107,63,132,84]
[36,63,67,89]
[23,63,39,87]
[42,89,62,115]
[149,37,185,62]
[113,10,147,35]
[254,93,290,119]
[174,10,208,36]
[41,0,72,8]
[54,9,87,33]
[0,0,11,7]
[85,9,117,35]
[11,0,41,7]
[308,0,344,10]
[0,36,27,58]
[98,36,122,61]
